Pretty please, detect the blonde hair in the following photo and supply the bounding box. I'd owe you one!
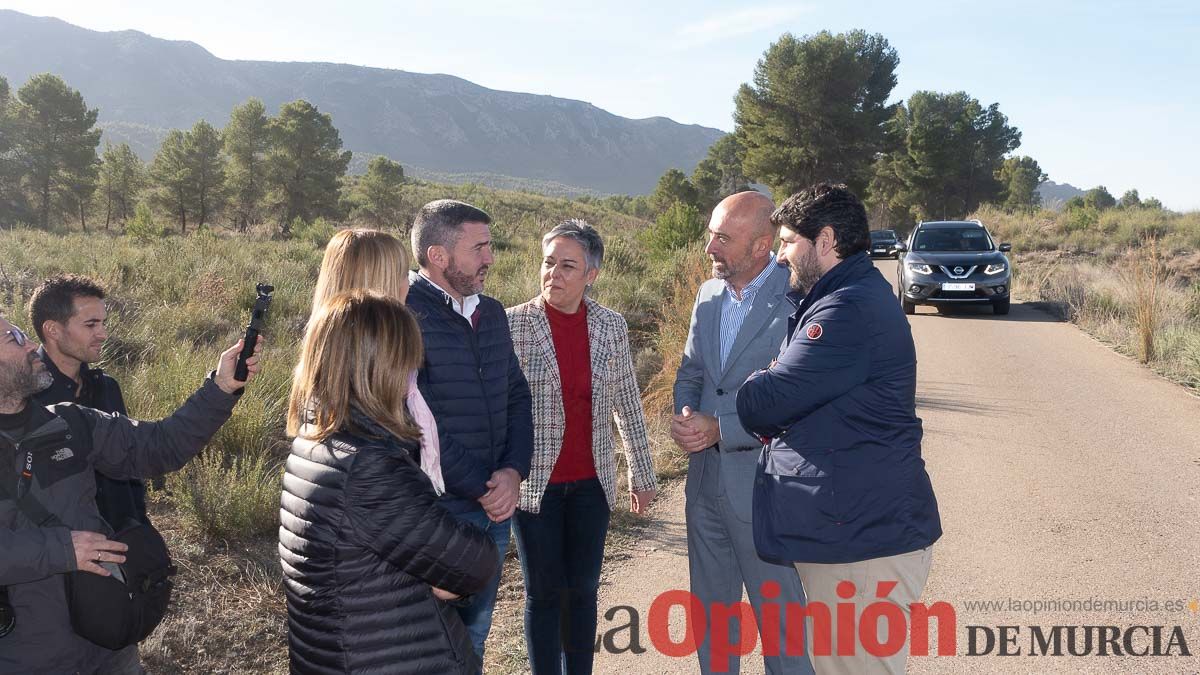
[287,290,424,442]
[311,229,410,313]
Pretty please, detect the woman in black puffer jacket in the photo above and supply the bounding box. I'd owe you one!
[281,291,499,674]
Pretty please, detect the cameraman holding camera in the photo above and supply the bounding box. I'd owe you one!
[0,312,263,674]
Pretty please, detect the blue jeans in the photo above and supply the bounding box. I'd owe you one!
[512,478,611,675]
[453,508,512,659]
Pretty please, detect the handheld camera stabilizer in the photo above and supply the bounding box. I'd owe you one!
[234,283,274,382]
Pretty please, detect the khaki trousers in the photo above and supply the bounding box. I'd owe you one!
[793,546,933,675]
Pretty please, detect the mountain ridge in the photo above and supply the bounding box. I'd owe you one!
[0,10,724,195]
[1036,180,1087,210]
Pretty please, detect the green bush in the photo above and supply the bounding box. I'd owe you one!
[1086,288,1125,321]
[291,216,338,247]
[639,200,705,256]
[1064,205,1099,232]
[1179,332,1200,388]
[125,203,166,241]
[168,447,282,541]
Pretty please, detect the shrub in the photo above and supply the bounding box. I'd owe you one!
[291,216,338,247]
[639,200,706,256]
[1125,237,1166,363]
[168,448,282,541]
[1064,205,1099,232]
[125,203,166,241]
[1178,332,1200,388]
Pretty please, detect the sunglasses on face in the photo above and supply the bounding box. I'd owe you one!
[5,327,29,347]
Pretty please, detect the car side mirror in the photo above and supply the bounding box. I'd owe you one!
[894,241,908,253]
[998,243,1012,252]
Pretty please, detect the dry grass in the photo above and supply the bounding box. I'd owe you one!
[1000,200,1199,386]
[139,499,288,674]
[1015,249,1200,391]
[641,249,710,415]
[1125,236,1166,363]
[976,203,1200,255]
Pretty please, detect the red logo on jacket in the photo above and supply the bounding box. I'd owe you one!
[805,323,823,340]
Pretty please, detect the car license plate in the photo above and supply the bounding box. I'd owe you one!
[942,282,975,291]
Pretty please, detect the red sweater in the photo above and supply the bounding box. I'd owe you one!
[545,301,596,483]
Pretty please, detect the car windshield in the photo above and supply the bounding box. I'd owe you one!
[870,231,896,242]
[912,227,993,252]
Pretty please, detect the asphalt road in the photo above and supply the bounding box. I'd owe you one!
[592,259,1200,674]
[891,258,1200,673]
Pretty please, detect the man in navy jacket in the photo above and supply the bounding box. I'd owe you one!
[407,199,534,659]
[736,184,941,674]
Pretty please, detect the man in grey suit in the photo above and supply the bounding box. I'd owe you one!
[673,191,813,674]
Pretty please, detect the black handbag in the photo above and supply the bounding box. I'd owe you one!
[62,521,176,649]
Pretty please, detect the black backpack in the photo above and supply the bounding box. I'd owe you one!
[0,405,176,650]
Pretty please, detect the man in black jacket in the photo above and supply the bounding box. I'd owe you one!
[30,275,148,530]
[407,199,534,658]
[0,313,262,674]
[27,275,150,672]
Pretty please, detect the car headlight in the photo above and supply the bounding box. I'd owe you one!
[907,263,933,275]
[984,263,1008,275]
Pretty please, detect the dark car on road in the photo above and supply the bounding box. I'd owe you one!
[896,220,1012,315]
[869,229,900,258]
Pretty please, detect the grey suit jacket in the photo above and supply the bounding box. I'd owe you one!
[673,262,792,522]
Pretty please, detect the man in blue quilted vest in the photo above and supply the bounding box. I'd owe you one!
[407,199,534,659]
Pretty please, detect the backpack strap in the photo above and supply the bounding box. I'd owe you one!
[0,404,92,529]
[0,447,65,528]
[53,403,94,458]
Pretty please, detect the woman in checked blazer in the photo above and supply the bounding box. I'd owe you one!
[506,219,658,674]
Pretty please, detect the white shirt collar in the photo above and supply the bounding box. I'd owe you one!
[418,272,481,320]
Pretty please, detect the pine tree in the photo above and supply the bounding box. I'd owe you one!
[10,74,101,229]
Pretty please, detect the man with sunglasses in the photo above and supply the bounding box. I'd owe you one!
[0,315,263,674]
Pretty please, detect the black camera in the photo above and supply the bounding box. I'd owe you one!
[234,283,274,382]
[0,586,15,638]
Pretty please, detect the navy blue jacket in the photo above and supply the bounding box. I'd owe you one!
[736,252,941,564]
[407,274,534,513]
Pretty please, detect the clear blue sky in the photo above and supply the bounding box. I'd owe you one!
[6,0,1198,210]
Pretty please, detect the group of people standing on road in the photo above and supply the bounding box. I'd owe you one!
[280,184,942,675]
[0,181,941,675]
